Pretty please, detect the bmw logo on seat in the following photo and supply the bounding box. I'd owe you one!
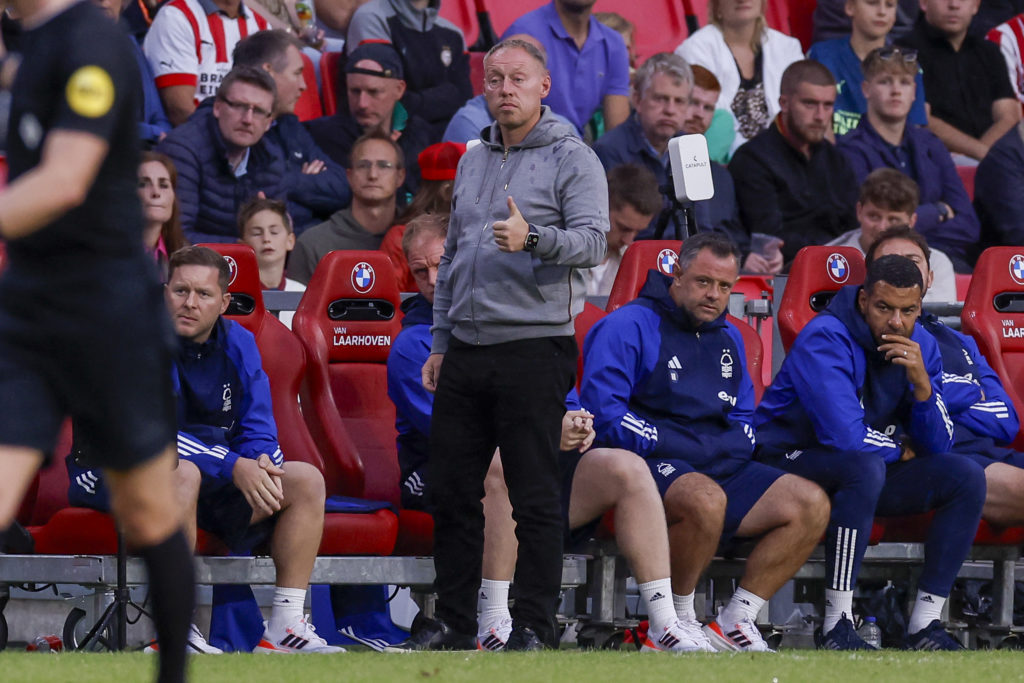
[352,262,375,293]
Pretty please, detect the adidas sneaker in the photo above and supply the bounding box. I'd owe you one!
[477,617,513,652]
[640,618,715,653]
[704,617,774,652]
[143,623,223,654]
[255,616,345,654]
[904,620,964,651]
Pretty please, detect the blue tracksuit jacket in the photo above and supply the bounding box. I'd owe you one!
[920,311,1021,456]
[753,285,954,461]
[581,271,756,479]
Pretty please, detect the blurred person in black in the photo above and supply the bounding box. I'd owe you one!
[0,1,193,680]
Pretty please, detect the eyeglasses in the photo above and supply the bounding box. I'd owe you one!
[218,96,273,120]
[352,159,398,172]
[875,46,918,64]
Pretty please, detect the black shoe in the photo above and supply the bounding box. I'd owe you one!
[505,626,546,651]
[383,618,477,652]
[904,620,965,651]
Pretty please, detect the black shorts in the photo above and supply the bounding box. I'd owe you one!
[196,474,275,553]
[0,258,177,470]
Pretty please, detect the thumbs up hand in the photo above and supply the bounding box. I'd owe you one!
[493,196,530,252]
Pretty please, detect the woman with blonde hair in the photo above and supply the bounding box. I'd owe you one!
[676,0,803,158]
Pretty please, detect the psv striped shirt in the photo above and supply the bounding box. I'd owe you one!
[143,0,268,105]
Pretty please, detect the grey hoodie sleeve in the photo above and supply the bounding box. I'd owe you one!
[530,141,609,268]
[430,217,459,354]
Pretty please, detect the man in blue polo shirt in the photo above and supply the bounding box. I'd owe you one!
[502,0,630,136]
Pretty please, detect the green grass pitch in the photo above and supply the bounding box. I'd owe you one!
[3,650,1024,682]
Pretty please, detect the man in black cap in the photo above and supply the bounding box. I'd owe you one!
[304,42,433,201]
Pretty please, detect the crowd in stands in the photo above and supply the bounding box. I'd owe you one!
[11,0,1024,656]
[56,0,1024,285]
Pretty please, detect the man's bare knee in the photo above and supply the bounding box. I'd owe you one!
[283,461,325,504]
[781,475,830,531]
[665,473,726,524]
[175,460,201,499]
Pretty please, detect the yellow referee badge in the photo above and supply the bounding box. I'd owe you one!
[65,65,115,118]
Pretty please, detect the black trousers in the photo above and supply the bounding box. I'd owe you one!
[429,335,576,645]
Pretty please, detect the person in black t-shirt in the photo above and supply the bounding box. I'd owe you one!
[899,0,1021,161]
[0,1,193,680]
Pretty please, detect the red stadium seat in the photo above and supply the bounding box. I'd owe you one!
[765,0,816,52]
[961,247,1024,449]
[294,51,323,122]
[731,275,774,389]
[438,0,479,51]
[0,155,7,188]
[479,0,546,39]
[574,302,606,391]
[957,165,977,201]
[955,273,972,302]
[293,251,433,555]
[588,0,690,61]
[319,51,345,117]
[201,243,398,555]
[468,51,485,96]
[776,246,866,352]
[606,240,682,312]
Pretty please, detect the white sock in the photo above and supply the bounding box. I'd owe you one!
[908,589,945,634]
[673,591,696,622]
[638,579,678,634]
[718,587,765,626]
[268,587,306,634]
[477,579,511,634]
[823,589,854,634]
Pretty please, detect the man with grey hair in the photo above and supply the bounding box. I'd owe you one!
[396,36,608,652]
[594,52,742,241]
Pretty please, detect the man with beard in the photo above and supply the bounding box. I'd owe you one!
[729,60,859,270]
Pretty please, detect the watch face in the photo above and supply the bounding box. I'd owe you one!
[525,232,540,251]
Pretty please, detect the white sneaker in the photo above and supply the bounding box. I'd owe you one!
[476,616,513,651]
[142,624,223,654]
[641,618,715,653]
[255,617,346,654]
[704,617,774,652]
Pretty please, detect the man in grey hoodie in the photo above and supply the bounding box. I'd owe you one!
[409,37,608,651]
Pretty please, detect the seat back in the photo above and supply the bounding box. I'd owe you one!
[319,51,345,117]
[584,0,690,60]
[777,246,866,352]
[294,51,323,121]
[728,314,765,403]
[198,243,325,472]
[438,0,479,51]
[956,273,972,302]
[468,51,485,96]
[731,275,774,389]
[961,248,1024,448]
[606,240,683,312]
[574,302,606,392]
[957,165,977,201]
[293,251,405,505]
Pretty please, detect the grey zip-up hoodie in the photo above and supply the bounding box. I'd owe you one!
[431,107,609,353]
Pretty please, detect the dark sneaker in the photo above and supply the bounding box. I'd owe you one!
[905,620,965,651]
[383,618,476,652]
[505,626,545,651]
[819,615,877,651]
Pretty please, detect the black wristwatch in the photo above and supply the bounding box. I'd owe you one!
[523,228,540,252]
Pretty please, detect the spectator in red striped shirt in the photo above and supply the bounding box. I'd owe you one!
[144,0,270,126]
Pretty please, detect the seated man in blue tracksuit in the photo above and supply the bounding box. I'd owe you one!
[582,232,830,653]
[387,216,707,653]
[754,254,986,651]
[69,246,338,655]
[868,225,1024,527]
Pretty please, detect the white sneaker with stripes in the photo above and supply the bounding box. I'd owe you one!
[255,617,346,654]
[476,616,513,651]
[640,618,715,653]
[704,617,774,652]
